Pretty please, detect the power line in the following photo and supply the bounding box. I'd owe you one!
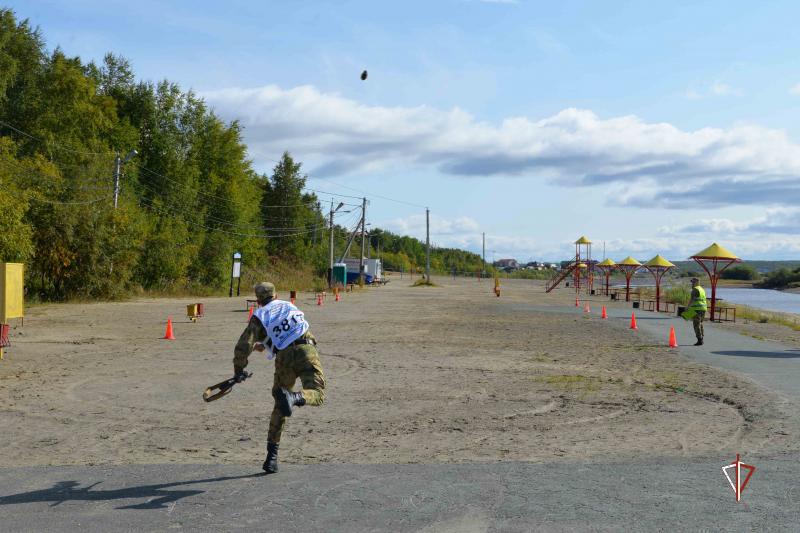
[0,120,350,211]
[134,163,327,209]
[262,155,424,207]
[0,183,112,205]
[132,178,339,232]
[310,175,426,208]
[136,195,330,239]
[0,119,111,157]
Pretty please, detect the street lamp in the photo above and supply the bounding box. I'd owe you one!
[329,201,348,287]
[114,149,138,209]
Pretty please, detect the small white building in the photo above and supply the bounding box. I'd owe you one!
[343,258,382,280]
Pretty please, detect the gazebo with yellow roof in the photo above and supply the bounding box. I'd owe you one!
[690,243,741,321]
[595,258,616,296]
[644,255,675,312]
[617,256,642,302]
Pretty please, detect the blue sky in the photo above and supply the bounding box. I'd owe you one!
[9,0,800,260]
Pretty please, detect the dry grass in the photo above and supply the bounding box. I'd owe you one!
[242,259,326,293]
[735,304,800,331]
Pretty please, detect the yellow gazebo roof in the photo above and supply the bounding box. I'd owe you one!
[644,254,675,269]
[597,258,616,267]
[617,256,642,266]
[691,242,740,260]
[577,262,588,268]
[575,236,592,245]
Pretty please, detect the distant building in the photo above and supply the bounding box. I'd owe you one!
[494,258,518,268]
[494,258,519,272]
[524,261,553,270]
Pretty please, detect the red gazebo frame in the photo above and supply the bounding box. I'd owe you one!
[644,255,675,312]
[617,257,642,302]
[690,243,741,322]
[595,259,617,296]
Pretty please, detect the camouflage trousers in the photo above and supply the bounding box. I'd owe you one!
[693,311,705,341]
[267,339,325,444]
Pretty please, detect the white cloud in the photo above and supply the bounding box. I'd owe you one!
[379,212,800,261]
[790,83,800,95]
[380,214,544,261]
[384,214,480,237]
[203,84,800,210]
[684,80,743,99]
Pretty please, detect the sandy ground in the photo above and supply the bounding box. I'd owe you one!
[1,276,798,468]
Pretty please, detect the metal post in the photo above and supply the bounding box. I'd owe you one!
[229,254,235,297]
[113,153,121,209]
[425,208,430,282]
[482,232,486,279]
[329,201,335,287]
[359,197,366,285]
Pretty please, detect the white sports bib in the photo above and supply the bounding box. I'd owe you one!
[253,300,309,351]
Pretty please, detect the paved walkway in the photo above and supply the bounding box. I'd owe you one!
[1,458,798,532]
[514,301,800,402]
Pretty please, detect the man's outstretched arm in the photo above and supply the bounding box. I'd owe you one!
[233,316,267,373]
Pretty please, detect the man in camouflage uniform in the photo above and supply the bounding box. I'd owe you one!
[234,282,326,474]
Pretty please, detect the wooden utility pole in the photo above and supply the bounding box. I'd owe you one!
[482,232,486,279]
[425,208,430,282]
[359,197,367,285]
[113,153,121,209]
[329,200,335,287]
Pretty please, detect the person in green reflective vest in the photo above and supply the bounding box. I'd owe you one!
[687,277,707,345]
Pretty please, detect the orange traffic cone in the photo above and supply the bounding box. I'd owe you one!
[584,303,590,313]
[630,312,638,330]
[317,294,323,306]
[248,306,254,320]
[575,298,579,307]
[163,317,175,340]
[601,306,608,319]
[668,326,678,348]
[335,293,340,302]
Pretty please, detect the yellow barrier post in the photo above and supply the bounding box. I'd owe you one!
[0,263,24,360]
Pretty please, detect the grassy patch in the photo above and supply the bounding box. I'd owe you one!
[639,370,687,392]
[665,283,692,306]
[527,352,552,363]
[735,304,800,331]
[412,278,439,287]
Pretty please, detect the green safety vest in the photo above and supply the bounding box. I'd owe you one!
[689,286,707,312]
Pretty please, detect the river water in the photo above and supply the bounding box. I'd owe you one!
[714,288,800,315]
[609,281,800,315]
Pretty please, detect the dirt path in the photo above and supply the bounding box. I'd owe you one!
[1,276,797,467]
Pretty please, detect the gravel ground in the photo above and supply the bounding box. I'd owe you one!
[1,276,797,468]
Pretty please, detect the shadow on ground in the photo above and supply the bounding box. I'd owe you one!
[712,350,800,359]
[0,473,265,510]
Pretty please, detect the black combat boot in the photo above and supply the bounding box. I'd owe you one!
[263,442,279,474]
[276,388,306,417]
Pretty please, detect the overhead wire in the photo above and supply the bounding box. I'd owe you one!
[135,194,329,239]
[1,121,422,243]
[262,155,426,208]
[132,177,343,233]
[0,119,112,157]
[0,119,355,212]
